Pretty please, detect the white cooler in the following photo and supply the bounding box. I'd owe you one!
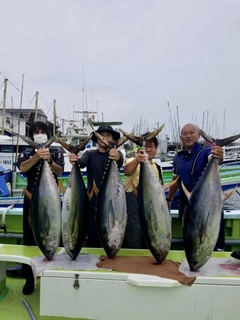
[40,269,240,320]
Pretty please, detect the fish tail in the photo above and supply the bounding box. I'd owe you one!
[56,135,92,154]
[198,127,240,147]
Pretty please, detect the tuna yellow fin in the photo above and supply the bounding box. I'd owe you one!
[88,180,99,200]
[223,186,238,201]
[24,188,32,201]
[163,176,179,192]
[181,182,191,201]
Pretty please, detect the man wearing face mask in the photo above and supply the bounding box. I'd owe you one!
[17,121,64,295]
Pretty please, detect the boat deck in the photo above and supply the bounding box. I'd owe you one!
[1,246,240,320]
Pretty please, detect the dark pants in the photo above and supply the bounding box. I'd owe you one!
[22,196,35,281]
[122,192,144,249]
[87,207,102,248]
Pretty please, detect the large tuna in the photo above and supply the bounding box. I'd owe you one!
[22,136,62,260]
[182,129,240,271]
[120,126,172,264]
[56,136,91,260]
[95,132,128,259]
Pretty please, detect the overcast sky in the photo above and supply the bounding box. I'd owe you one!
[1,0,240,141]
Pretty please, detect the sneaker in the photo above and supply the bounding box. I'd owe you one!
[22,279,34,295]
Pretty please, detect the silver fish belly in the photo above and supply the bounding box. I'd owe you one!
[61,163,89,260]
[97,160,127,259]
[138,161,172,264]
[30,160,61,260]
[183,157,223,271]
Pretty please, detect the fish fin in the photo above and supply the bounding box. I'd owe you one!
[43,208,50,236]
[115,136,129,148]
[124,180,138,196]
[163,176,179,192]
[124,180,134,192]
[69,207,77,235]
[199,211,211,244]
[223,187,238,201]
[93,180,99,195]
[181,182,191,200]
[24,188,32,201]
[88,180,99,200]
[108,200,115,230]
[56,135,92,154]
[147,202,158,233]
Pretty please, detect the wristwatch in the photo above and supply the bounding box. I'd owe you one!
[49,158,53,165]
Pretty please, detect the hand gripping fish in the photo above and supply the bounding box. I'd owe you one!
[94,132,128,259]
[120,125,172,264]
[21,135,61,260]
[182,129,240,271]
[56,136,91,260]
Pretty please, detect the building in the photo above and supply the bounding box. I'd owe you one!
[0,108,51,136]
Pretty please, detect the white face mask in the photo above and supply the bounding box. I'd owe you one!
[33,133,48,144]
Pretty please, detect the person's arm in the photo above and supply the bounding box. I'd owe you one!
[109,148,124,168]
[50,160,62,176]
[19,148,50,173]
[69,150,90,168]
[124,149,146,176]
[50,150,64,176]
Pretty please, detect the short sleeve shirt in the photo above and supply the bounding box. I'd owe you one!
[124,157,161,192]
[173,142,211,201]
[17,147,65,192]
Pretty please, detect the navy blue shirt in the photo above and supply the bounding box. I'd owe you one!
[173,142,211,205]
[78,149,124,208]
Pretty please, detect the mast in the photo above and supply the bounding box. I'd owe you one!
[167,101,177,144]
[176,105,181,148]
[34,91,39,121]
[11,73,25,192]
[223,109,226,137]
[1,78,8,134]
[53,99,56,135]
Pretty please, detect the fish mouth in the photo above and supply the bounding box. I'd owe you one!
[189,260,201,271]
[44,250,55,261]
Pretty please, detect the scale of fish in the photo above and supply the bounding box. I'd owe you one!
[95,132,128,259]
[56,136,91,260]
[120,125,172,264]
[182,128,240,271]
[22,136,62,260]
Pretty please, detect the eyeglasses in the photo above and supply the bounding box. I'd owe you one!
[145,145,156,150]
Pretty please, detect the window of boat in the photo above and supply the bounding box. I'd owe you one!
[20,146,33,153]
[0,145,13,153]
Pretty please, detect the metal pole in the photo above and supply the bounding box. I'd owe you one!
[1,79,8,134]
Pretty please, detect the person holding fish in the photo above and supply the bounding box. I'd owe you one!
[166,123,225,251]
[69,125,124,248]
[123,133,164,249]
[17,121,65,295]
